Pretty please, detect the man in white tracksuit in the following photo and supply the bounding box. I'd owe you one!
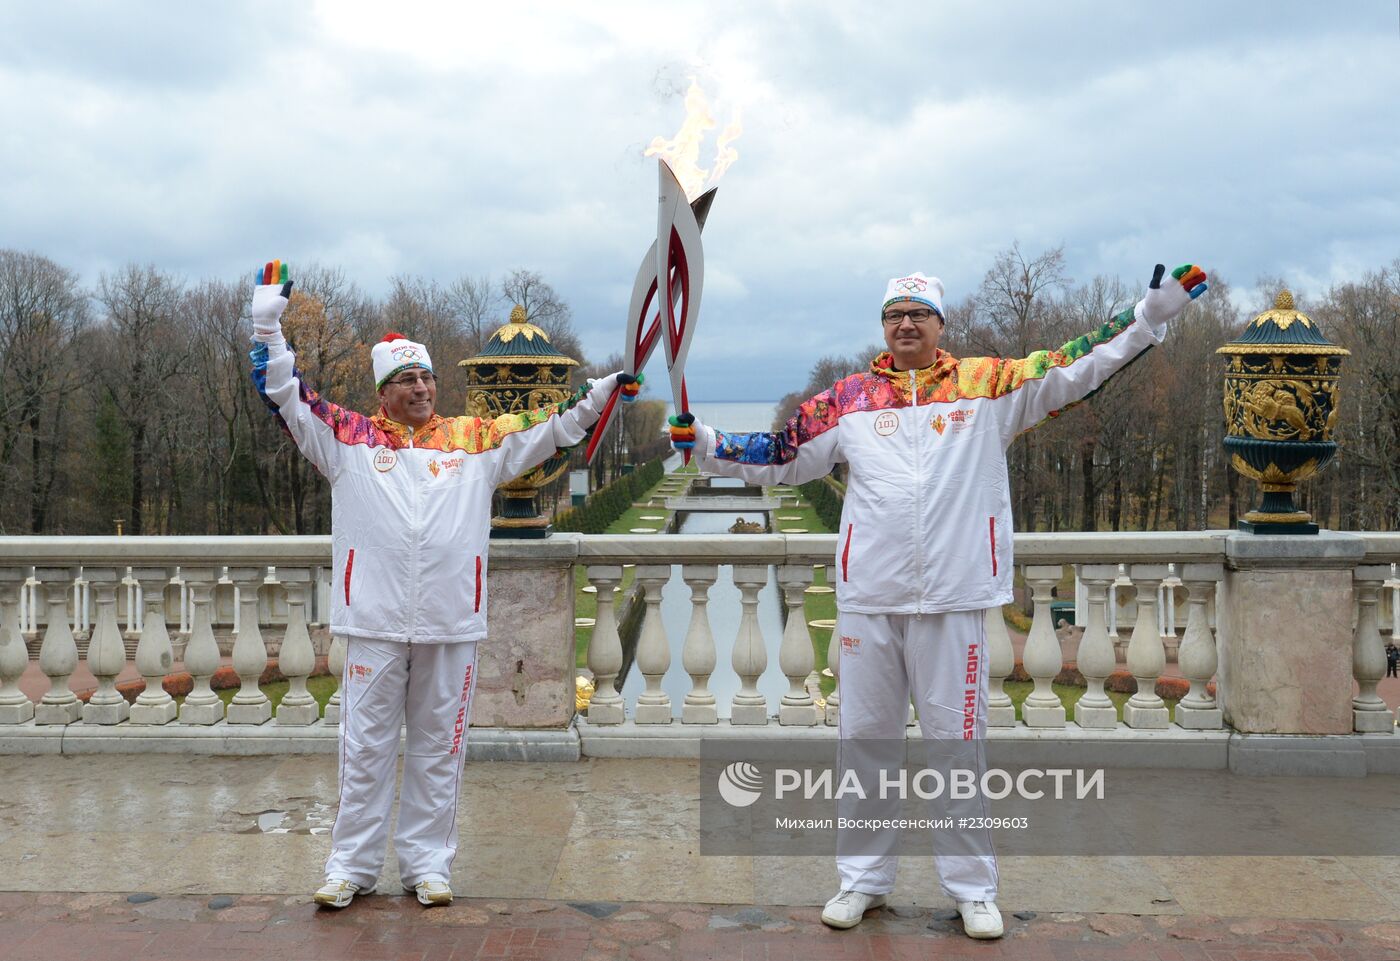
[248,261,636,909]
[672,263,1209,939]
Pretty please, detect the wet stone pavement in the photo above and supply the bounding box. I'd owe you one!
[2,755,1400,959]
[4,891,1400,960]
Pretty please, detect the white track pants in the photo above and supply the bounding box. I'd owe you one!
[325,637,479,889]
[834,610,998,902]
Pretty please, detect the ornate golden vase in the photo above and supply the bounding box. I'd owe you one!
[1217,290,1349,534]
[459,305,579,538]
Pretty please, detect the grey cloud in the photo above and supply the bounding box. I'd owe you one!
[0,1,1396,399]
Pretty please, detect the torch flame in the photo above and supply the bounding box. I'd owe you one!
[644,80,742,201]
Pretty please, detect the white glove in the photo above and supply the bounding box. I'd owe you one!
[251,260,293,342]
[1138,263,1209,330]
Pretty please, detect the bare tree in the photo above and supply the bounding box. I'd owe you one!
[971,243,1070,530]
[447,273,501,357]
[0,250,88,532]
[183,279,252,533]
[94,264,185,535]
[501,269,583,361]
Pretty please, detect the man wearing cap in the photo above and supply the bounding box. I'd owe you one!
[248,261,638,909]
[671,263,1208,939]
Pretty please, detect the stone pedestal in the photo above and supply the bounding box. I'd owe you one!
[1218,532,1364,734]
[477,540,578,729]
[0,569,34,725]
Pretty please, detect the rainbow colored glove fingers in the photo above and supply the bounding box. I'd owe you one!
[251,259,294,338]
[258,259,289,287]
[669,412,696,451]
[618,371,643,403]
[1150,262,1208,300]
[1172,264,1209,300]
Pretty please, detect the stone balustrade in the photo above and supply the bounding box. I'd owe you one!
[0,532,1397,772]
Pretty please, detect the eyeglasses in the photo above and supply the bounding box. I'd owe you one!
[386,371,438,388]
[882,308,938,326]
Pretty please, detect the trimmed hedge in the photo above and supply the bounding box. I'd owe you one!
[554,457,665,534]
[799,475,845,532]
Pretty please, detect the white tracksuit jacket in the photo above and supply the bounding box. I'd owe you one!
[694,303,1167,612]
[251,337,618,643]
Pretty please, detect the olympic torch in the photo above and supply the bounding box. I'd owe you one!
[586,81,739,466]
[584,165,714,465]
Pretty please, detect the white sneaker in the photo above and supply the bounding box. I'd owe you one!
[956,900,1003,939]
[407,880,453,907]
[820,889,887,929]
[313,878,373,909]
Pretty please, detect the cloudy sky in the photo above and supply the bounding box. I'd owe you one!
[3,1,1397,400]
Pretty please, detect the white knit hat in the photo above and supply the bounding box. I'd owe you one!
[372,331,434,389]
[882,272,945,320]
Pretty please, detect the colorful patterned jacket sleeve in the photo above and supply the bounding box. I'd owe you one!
[443,373,622,486]
[960,303,1167,446]
[698,385,844,485]
[250,338,376,481]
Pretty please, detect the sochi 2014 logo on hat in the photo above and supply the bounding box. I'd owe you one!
[391,344,423,362]
[895,276,928,294]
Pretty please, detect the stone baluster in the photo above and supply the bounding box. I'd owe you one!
[0,569,34,724]
[81,568,130,725]
[729,566,770,725]
[1021,565,1066,727]
[1175,564,1225,730]
[585,566,625,724]
[129,568,177,725]
[71,577,84,637]
[777,565,818,726]
[34,567,82,725]
[680,565,718,724]
[275,569,318,725]
[178,568,224,725]
[1353,565,1396,733]
[824,628,841,726]
[1108,565,1129,657]
[1074,565,1120,729]
[1390,572,1400,642]
[125,576,138,635]
[18,577,30,637]
[227,567,272,725]
[633,566,673,724]
[323,634,347,724]
[312,566,330,628]
[984,606,1016,727]
[1123,564,1170,729]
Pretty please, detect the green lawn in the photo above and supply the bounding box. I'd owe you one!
[766,487,826,534]
[176,674,340,716]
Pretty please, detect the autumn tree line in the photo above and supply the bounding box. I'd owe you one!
[773,245,1400,532]
[0,251,667,535]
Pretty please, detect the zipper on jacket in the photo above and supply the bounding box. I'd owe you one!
[841,524,853,582]
[344,549,355,606]
[408,430,419,639]
[911,369,925,615]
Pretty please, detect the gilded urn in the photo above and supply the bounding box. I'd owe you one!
[1217,290,1349,534]
[460,305,579,538]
